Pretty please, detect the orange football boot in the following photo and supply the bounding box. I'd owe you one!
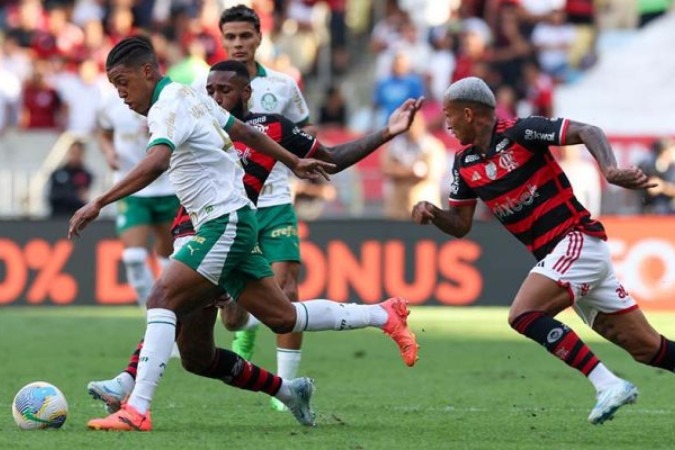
[87,403,152,431]
[380,297,419,367]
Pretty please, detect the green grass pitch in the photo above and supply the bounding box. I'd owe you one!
[1,306,674,449]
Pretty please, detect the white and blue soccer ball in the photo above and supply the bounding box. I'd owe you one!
[12,381,68,430]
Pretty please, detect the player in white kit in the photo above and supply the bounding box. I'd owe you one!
[71,36,418,432]
[98,92,179,306]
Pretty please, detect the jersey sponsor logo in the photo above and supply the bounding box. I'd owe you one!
[498,152,519,172]
[524,129,555,142]
[450,169,460,195]
[495,138,510,153]
[247,116,269,125]
[261,93,278,111]
[493,183,539,220]
[546,327,564,343]
[236,146,252,165]
[485,162,498,180]
[464,154,480,163]
[252,123,268,134]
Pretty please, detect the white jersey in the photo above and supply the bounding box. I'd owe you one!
[190,63,310,208]
[249,64,310,208]
[147,78,252,230]
[98,92,174,197]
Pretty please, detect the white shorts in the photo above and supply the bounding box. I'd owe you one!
[530,230,638,326]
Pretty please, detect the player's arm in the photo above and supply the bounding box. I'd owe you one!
[312,97,424,173]
[68,145,170,238]
[227,119,335,180]
[565,120,654,190]
[412,201,476,238]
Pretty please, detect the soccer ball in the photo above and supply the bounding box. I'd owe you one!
[12,381,68,430]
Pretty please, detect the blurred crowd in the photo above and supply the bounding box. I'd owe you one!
[0,0,673,218]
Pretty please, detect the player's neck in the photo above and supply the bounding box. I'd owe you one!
[473,118,497,154]
[246,60,259,78]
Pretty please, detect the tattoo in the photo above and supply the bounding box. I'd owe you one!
[570,122,617,174]
[324,129,390,173]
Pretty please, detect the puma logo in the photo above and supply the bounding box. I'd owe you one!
[187,244,196,255]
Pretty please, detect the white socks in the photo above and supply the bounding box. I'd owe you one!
[277,348,301,380]
[291,300,388,333]
[127,308,177,415]
[122,247,154,306]
[587,363,623,393]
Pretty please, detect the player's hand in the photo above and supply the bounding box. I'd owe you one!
[605,166,656,190]
[68,201,102,239]
[292,158,336,181]
[646,176,665,195]
[386,97,425,137]
[412,201,436,224]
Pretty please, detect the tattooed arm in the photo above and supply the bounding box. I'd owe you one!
[312,97,424,173]
[564,120,653,190]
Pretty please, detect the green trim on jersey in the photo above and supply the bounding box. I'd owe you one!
[254,62,267,78]
[223,114,235,131]
[150,77,172,107]
[147,137,175,151]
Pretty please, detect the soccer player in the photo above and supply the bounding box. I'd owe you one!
[98,91,179,306]
[87,59,424,417]
[71,36,418,431]
[412,76,675,425]
[215,6,318,408]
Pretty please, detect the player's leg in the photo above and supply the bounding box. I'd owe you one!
[117,196,154,306]
[230,255,418,367]
[510,231,635,425]
[269,260,302,411]
[149,194,182,358]
[592,308,667,367]
[149,194,180,269]
[88,212,247,431]
[87,338,143,413]
[177,305,316,426]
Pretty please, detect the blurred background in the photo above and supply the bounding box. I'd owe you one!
[1,0,674,221]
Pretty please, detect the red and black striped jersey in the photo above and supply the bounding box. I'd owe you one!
[449,116,606,260]
[171,113,318,237]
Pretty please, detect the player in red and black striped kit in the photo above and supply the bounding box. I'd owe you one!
[413,77,675,425]
[87,59,423,417]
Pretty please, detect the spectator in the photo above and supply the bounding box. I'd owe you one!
[558,145,602,217]
[494,84,518,121]
[373,51,424,128]
[47,140,93,217]
[489,5,531,87]
[426,24,456,102]
[381,114,447,220]
[521,61,554,117]
[54,58,106,137]
[0,55,22,135]
[20,58,63,130]
[639,139,675,214]
[166,40,210,86]
[318,84,347,127]
[531,9,575,81]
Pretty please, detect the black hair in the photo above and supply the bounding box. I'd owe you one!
[219,4,261,33]
[106,35,158,71]
[210,60,251,82]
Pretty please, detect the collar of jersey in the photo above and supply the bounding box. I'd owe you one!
[151,76,172,107]
[254,62,267,78]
